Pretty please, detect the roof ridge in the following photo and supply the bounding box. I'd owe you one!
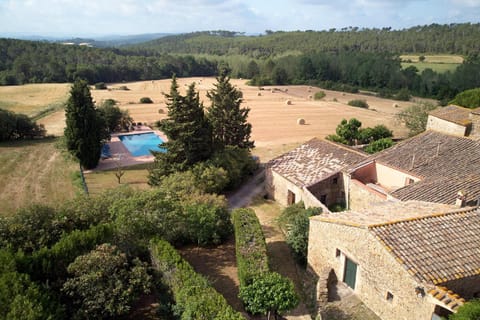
[368,206,479,229]
[320,138,368,157]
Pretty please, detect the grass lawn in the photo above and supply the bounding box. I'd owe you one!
[400,54,463,74]
[0,138,80,215]
[84,163,151,196]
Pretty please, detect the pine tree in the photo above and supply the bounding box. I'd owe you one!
[207,70,254,150]
[64,79,105,169]
[149,76,212,184]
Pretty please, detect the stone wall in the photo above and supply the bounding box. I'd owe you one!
[307,173,345,207]
[426,115,467,137]
[348,179,386,211]
[308,218,438,320]
[469,111,480,139]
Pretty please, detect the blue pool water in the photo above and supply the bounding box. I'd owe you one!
[118,132,165,157]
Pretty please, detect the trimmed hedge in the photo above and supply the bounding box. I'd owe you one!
[149,238,245,320]
[231,208,269,287]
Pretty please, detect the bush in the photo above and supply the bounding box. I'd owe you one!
[348,99,369,109]
[94,82,107,90]
[149,239,245,320]
[238,272,298,318]
[117,86,129,91]
[277,202,321,266]
[450,299,480,319]
[140,97,153,104]
[449,88,480,108]
[232,208,269,287]
[62,244,151,319]
[394,88,411,101]
[209,146,257,189]
[0,108,46,141]
[364,138,394,154]
[314,91,326,100]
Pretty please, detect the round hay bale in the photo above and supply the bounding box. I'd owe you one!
[257,92,262,96]
[297,118,306,125]
[308,95,313,99]
[271,88,275,93]
[285,99,292,105]
[285,88,288,92]
[393,103,400,108]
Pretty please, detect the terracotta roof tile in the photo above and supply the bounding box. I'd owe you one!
[428,286,465,311]
[428,105,473,126]
[267,138,366,187]
[370,207,480,285]
[371,131,480,204]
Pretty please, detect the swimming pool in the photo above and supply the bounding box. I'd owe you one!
[118,132,165,157]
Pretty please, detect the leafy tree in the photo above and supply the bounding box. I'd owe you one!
[99,101,132,133]
[62,244,151,319]
[0,109,46,141]
[449,88,480,108]
[239,272,299,320]
[206,71,254,150]
[364,137,394,154]
[149,76,212,182]
[396,102,437,136]
[335,118,362,145]
[358,124,393,144]
[64,79,106,169]
[450,300,480,320]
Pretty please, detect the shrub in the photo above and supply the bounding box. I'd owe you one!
[140,97,153,104]
[0,108,46,141]
[314,91,326,100]
[209,146,257,190]
[62,244,151,319]
[277,202,321,266]
[94,82,107,90]
[348,99,369,109]
[238,272,298,318]
[149,239,245,320]
[449,88,480,108]
[450,299,480,320]
[364,138,394,154]
[117,85,129,91]
[394,88,411,101]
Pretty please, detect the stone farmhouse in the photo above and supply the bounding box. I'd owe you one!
[266,105,480,212]
[265,105,480,319]
[308,201,480,320]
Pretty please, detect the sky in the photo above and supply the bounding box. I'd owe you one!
[1,0,480,37]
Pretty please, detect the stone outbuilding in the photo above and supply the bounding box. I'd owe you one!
[308,201,480,320]
[265,138,366,211]
[345,130,480,210]
[426,105,480,138]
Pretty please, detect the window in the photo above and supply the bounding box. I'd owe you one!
[320,194,327,204]
[287,190,296,205]
[343,257,358,289]
[386,292,394,302]
[332,177,338,184]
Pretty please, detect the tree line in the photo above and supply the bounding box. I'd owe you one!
[133,24,480,57]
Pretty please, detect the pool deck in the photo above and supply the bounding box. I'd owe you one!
[88,125,167,172]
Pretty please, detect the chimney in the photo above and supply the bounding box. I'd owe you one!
[455,190,466,208]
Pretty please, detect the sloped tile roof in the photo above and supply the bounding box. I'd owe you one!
[370,207,480,285]
[428,105,475,126]
[267,138,366,187]
[428,286,465,311]
[371,131,480,204]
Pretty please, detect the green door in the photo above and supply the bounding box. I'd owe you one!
[344,257,357,289]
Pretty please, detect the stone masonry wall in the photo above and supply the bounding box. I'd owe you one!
[426,116,467,137]
[348,179,386,211]
[308,218,437,320]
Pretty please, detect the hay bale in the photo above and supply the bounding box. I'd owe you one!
[393,103,400,108]
[285,99,292,105]
[297,118,306,125]
[285,88,288,92]
[257,92,262,96]
[308,95,313,100]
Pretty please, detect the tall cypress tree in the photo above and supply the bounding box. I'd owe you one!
[149,76,212,184]
[207,71,254,150]
[64,79,104,169]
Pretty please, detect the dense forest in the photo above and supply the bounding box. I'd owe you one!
[132,24,480,57]
[1,23,480,101]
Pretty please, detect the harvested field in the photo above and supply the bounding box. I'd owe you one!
[0,139,79,215]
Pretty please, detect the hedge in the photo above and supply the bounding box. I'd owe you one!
[231,208,269,287]
[149,238,245,320]
[17,223,115,282]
